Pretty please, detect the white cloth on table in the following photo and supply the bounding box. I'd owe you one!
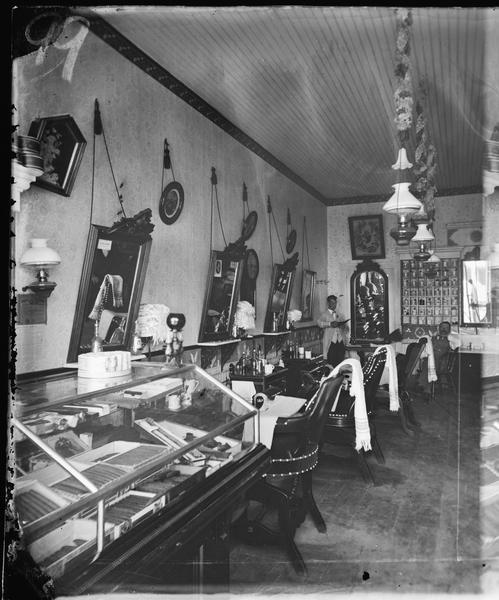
[374,344,399,411]
[331,358,371,451]
[242,395,305,449]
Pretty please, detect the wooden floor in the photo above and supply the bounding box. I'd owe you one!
[229,384,487,595]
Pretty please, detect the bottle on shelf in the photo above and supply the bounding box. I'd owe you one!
[241,352,247,375]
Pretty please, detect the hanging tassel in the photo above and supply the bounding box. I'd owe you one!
[163,138,171,170]
[211,166,217,185]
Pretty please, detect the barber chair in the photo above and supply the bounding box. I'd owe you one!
[233,373,344,576]
[321,350,387,484]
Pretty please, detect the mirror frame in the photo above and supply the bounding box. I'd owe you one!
[198,250,244,342]
[67,224,152,362]
[264,263,296,332]
[461,259,492,326]
[350,259,389,344]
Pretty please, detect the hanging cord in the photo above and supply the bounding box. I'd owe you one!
[271,207,285,262]
[267,196,273,265]
[301,216,311,271]
[210,168,215,254]
[214,180,227,248]
[210,167,227,251]
[90,99,102,225]
[94,99,126,218]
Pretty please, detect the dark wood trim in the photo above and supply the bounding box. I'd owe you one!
[72,8,328,205]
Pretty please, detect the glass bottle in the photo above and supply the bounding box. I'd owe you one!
[91,320,103,352]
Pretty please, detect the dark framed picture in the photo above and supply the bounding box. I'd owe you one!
[28,114,86,197]
[348,215,385,260]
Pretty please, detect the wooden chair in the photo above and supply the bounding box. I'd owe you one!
[431,346,459,398]
[233,373,345,576]
[321,351,387,484]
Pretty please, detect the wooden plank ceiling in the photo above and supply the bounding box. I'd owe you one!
[95,6,487,205]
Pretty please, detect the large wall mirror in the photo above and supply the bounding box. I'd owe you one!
[264,264,295,332]
[67,224,152,362]
[198,250,244,342]
[350,260,389,344]
[462,260,492,326]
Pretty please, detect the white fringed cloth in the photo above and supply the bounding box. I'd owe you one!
[88,274,123,320]
[136,304,170,345]
[373,345,399,411]
[425,337,438,383]
[331,358,371,451]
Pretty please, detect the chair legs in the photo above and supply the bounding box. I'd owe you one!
[235,478,308,576]
[302,470,326,533]
[355,449,376,484]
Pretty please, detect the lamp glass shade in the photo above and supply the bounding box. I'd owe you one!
[427,251,441,263]
[391,147,413,170]
[382,182,423,215]
[21,239,61,266]
[412,223,435,243]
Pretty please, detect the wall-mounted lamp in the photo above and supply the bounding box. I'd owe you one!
[21,239,61,298]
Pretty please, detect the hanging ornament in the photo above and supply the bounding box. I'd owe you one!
[159,137,184,225]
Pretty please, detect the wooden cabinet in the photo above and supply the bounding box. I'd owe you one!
[455,352,482,392]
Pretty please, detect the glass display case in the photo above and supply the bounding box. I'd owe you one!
[13,362,266,591]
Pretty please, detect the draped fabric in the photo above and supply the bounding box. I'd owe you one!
[374,345,399,411]
[88,274,124,320]
[425,337,438,383]
[331,358,371,451]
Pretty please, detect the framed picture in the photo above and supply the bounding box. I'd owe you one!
[28,114,86,197]
[300,269,316,321]
[348,215,385,260]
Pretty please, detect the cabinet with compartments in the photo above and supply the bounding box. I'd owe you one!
[400,257,461,340]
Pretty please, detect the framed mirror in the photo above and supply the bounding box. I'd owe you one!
[67,224,152,362]
[462,260,492,326]
[264,264,296,332]
[198,250,244,342]
[350,260,389,344]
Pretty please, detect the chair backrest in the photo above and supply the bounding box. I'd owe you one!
[444,347,459,374]
[401,337,427,391]
[329,350,387,418]
[271,374,344,458]
[362,348,387,410]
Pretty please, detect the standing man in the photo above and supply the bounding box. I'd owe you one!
[318,294,349,367]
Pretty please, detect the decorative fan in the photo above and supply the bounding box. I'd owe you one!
[286,207,297,254]
[241,182,258,241]
[159,138,184,225]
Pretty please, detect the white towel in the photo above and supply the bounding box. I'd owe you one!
[374,345,399,411]
[332,358,371,451]
[426,337,438,383]
[89,274,124,320]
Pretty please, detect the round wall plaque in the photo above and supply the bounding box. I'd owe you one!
[159,181,184,225]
